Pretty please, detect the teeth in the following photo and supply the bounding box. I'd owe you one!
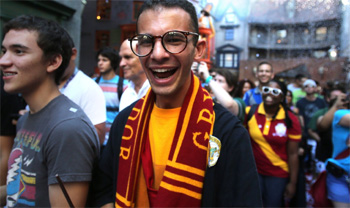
[152,68,173,73]
[3,72,15,76]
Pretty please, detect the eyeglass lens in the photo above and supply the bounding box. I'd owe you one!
[130,31,188,56]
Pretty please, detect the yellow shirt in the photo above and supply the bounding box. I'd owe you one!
[149,104,181,189]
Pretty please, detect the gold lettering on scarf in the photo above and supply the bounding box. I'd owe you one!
[122,125,133,140]
[203,89,211,102]
[197,109,213,124]
[120,146,131,160]
[128,108,141,121]
[192,132,208,151]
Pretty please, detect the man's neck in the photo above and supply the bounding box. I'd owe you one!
[132,77,147,94]
[305,94,316,101]
[24,80,61,114]
[102,70,116,80]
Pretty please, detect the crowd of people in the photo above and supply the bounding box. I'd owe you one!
[0,0,349,207]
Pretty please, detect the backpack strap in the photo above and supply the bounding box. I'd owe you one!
[117,76,124,101]
[95,76,101,84]
[247,104,259,122]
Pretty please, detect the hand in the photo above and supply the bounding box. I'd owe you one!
[284,182,296,201]
[334,93,348,109]
[197,61,210,81]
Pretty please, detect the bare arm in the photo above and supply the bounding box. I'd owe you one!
[0,135,14,185]
[317,93,347,131]
[101,203,114,208]
[0,185,6,207]
[198,62,239,115]
[49,182,89,208]
[94,122,106,145]
[284,141,299,200]
[338,113,350,127]
[307,129,320,142]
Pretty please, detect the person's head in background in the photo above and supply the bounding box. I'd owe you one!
[96,47,120,76]
[294,73,307,88]
[2,15,72,88]
[315,80,323,96]
[286,90,293,107]
[60,31,78,84]
[326,82,347,108]
[256,61,274,87]
[214,68,238,97]
[119,39,144,82]
[234,79,256,98]
[302,79,317,96]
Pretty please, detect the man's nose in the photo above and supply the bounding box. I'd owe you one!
[150,39,170,60]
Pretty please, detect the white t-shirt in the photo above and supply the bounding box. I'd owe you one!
[60,69,106,125]
[119,80,150,111]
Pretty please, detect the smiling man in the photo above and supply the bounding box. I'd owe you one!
[118,39,150,111]
[91,1,262,207]
[0,15,99,207]
[243,61,275,106]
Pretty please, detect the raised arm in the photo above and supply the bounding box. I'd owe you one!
[317,93,347,131]
[198,62,239,115]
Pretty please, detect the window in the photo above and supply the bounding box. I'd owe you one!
[275,29,287,44]
[96,0,111,20]
[316,26,327,41]
[217,52,240,69]
[95,30,110,50]
[225,29,234,40]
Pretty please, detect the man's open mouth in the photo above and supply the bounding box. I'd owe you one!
[152,68,177,79]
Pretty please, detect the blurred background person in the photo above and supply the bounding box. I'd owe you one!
[286,90,298,114]
[59,34,106,144]
[119,39,150,111]
[94,47,128,146]
[198,62,245,122]
[234,78,255,99]
[244,79,301,207]
[243,62,274,106]
[325,106,350,207]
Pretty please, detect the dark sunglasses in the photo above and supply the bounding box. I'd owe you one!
[262,86,283,96]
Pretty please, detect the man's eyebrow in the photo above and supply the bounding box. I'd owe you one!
[8,44,30,50]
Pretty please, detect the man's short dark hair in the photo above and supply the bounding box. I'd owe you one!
[136,0,199,45]
[4,15,72,85]
[96,47,120,70]
[257,61,273,72]
[295,73,306,80]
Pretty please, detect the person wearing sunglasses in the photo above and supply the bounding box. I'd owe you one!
[90,0,262,207]
[244,80,302,207]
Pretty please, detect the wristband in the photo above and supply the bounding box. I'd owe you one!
[205,76,213,84]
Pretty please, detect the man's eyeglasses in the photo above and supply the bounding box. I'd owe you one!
[262,86,283,96]
[129,30,199,57]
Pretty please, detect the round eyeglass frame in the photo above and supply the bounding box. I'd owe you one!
[128,30,199,57]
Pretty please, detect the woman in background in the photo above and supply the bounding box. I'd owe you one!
[245,80,301,207]
[234,79,255,99]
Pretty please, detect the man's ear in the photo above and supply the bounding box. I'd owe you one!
[47,55,63,73]
[194,39,207,60]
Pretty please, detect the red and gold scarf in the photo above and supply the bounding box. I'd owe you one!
[115,74,215,207]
